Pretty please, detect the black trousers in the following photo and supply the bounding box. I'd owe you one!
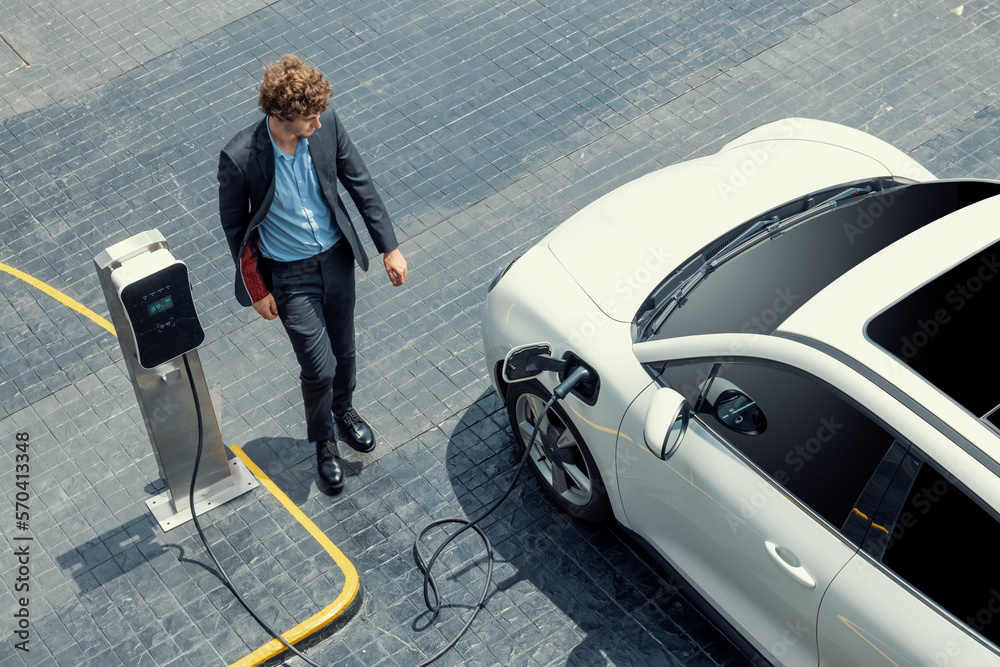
[268,239,356,443]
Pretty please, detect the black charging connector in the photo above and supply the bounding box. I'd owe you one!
[558,352,599,405]
[554,365,590,399]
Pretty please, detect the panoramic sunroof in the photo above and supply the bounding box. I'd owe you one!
[867,237,1000,420]
[645,180,1000,342]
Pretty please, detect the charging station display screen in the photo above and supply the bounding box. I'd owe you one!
[119,263,205,368]
[146,295,174,317]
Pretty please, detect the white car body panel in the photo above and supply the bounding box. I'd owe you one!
[720,117,937,183]
[819,553,1000,666]
[481,244,646,520]
[618,382,856,666]
[631,333,1000,665]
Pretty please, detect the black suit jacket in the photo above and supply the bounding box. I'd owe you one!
[218,109,398,306]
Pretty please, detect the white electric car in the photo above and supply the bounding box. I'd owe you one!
[481,118,1000,666]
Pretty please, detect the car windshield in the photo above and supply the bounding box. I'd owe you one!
[867,237,1000,425]
[636,180,1000,343]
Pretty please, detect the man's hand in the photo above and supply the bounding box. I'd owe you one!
[253,294,279,320]
[384,248,408,286]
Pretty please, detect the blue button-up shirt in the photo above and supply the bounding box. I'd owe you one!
[258,121,342,261]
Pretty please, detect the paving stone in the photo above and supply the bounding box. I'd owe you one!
[7,0,1000,664]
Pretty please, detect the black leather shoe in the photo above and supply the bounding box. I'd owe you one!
[316,440,344,492]
[336,409,375,452]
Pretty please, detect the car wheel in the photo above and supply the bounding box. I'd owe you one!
[506,381,612,522]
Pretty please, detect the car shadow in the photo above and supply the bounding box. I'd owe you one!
[422,388,753,666]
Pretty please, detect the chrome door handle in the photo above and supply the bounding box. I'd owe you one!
[765,541,816,589]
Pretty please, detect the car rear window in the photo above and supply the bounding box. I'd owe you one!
[643,180,1000,342]
[867,238,1000,421]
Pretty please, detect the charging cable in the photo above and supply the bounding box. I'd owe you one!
[182,349,588,667]
[182,354,325,667]
[414,366,591,666]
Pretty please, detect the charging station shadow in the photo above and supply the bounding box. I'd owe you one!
[53,451,363,665]
[435,389,700,666]
[54,508,189,615]
[52,438,312,596]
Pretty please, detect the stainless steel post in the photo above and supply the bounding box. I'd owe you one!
[94,230,257,531]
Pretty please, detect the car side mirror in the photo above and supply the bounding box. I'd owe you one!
[644,388,691,460]
[502,343,553,383]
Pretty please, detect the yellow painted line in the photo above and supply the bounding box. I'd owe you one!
[2,261,359,665]
[0,261,116,336]
[228,445,360,667]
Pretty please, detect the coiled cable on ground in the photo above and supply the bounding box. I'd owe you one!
[412,392,553,667]
[414,366,590,666]
[185,349,586,667]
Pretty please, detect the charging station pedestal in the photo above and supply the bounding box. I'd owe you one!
[95,230,257,531]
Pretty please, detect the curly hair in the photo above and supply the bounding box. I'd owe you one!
[258,55,331,120]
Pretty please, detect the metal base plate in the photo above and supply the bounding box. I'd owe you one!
[146,457,259,531]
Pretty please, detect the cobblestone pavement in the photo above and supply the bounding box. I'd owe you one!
[3,0,1000,665]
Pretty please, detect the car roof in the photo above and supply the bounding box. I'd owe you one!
[778,190,1000,450]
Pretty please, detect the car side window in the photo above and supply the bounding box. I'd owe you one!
[656,360,717,407]
[874,458,1000,647]
[695,361,896,531]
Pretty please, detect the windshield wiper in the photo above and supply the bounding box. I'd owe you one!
[642,185,873,337]
[709,185,871,267]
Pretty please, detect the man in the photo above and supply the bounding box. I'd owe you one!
[218,54,407,493]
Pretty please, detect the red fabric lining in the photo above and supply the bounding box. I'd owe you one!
[240,235,269,303]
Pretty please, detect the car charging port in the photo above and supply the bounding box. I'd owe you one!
[501,345,599,404]
[559,352,600,405]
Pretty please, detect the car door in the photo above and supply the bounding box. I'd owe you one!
[617,358,899,666]
[818,450,1000,666]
